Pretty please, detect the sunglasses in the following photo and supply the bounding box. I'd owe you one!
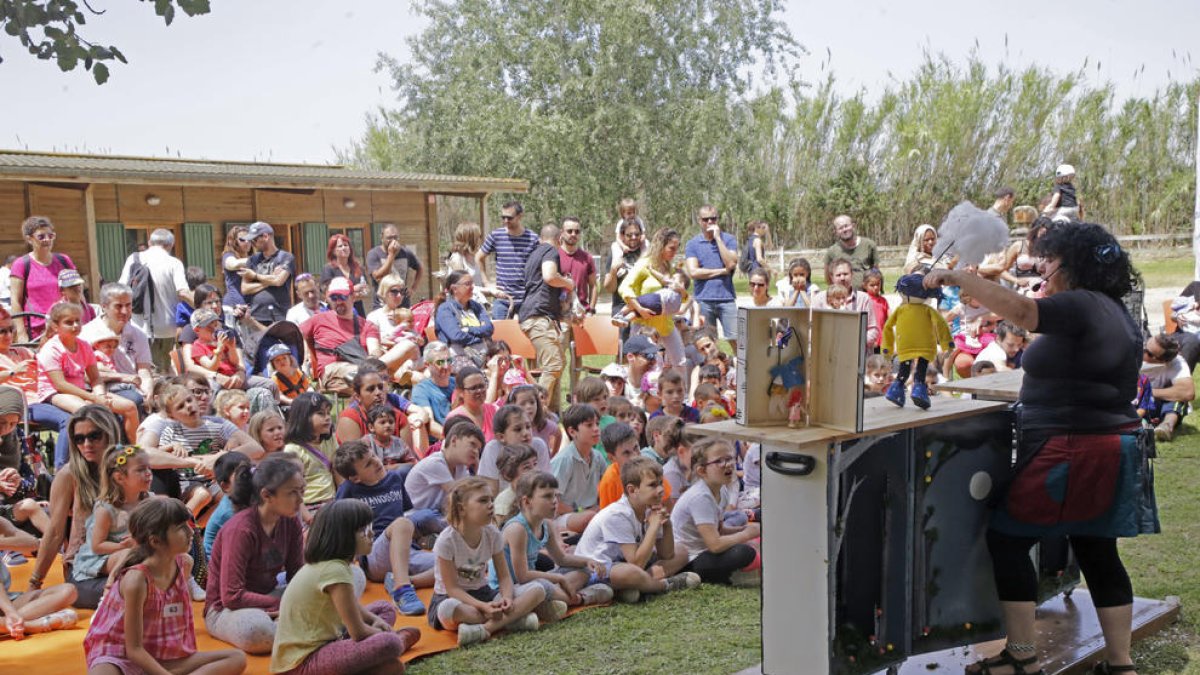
[464,384,487,393]
[329,294,350,302]
[237,237,251,244]
[72,430,106,445]
[387,287,406,295]
[749,281,766,288]
[34,232,56,241]
[431,358,451,367]
[700,216,719,223]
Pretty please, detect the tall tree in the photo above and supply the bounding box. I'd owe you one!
[345,0,800,242]
[0,0,211,83]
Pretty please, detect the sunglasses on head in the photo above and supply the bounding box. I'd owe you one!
[72,430,106,445]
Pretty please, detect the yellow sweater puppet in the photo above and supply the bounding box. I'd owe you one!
[881,274,953,409]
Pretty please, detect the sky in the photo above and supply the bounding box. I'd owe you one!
[0,0,1196,165]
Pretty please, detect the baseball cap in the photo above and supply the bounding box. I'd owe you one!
[623,335,659,361]
[190,308,221,329]
[326,277,352,297]
[57,268,84,288]
[247,221,274,239]
[600,362,627,379]
[1055,164,1075,178]
[266,343,293,362]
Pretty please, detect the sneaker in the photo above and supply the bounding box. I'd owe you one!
[1155,420,1176,442]
[910,382,930,410]
[507,612,540,632]
[392,584,426,616]
[457,623,490,646]
[611,315,629,327]
[615,588,641,604]
[188,576,207,602]
[0,551,26,566]
[578,583,614,605]
[384,571,395,595]
[537,598,569,622]
[662,571,701,592]
[884,380,906,407]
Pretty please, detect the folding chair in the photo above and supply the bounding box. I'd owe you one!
[568,315,620,394]
[1164,299,1178,334]
[489,319,537,360]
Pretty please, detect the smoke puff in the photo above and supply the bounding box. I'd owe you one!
[933,201,1010,266]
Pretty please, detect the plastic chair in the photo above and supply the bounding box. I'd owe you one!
[1164,299,1178,334]
[568,315,620,393]
[489,319,537,360]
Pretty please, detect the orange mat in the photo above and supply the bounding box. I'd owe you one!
[0,554,550,673]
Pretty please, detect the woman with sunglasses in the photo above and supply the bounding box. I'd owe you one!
[221,225,253,309]
[740,267,778,308]
[321,233,372,318]
[367,274,422,375]
[0,305,75,468]
[10,216,78,344]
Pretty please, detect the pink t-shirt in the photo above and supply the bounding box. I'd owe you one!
[446,401,500,442]
[36,336,96,402]
[11,254,76,334]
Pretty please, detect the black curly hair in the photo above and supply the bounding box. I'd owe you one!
[1030,222,1138,301]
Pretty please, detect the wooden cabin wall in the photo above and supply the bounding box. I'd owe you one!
[373,191,434,297]
[26,184,91,284]
[0,182,27,260]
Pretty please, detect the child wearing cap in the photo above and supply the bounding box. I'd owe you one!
[89,325,141,394]
[1044,163,1080,221]
[190,309,242,379]
[267,343,311,406]
[56,269,96,323]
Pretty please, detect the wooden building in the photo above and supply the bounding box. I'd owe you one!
[0,150,528,298]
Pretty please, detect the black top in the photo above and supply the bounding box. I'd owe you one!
[517,243,564,323]
[246,249,295,324]
[1019,289,1139,431]
[1055,182,1078,208]
[602,246,642,313]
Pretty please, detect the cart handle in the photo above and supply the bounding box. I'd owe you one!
[765,451,816,476]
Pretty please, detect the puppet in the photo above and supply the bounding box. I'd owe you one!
[881,274,953,409]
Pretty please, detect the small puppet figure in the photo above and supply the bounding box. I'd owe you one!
[787,386,807,428]
[881,274,953,409]
[768,376,788,417]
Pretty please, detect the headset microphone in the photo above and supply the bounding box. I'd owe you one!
[1031,267,1059,293]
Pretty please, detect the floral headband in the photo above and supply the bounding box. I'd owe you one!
[114,445,139,466]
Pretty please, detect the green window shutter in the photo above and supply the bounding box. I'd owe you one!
[302,222,329,277]
[371,223,386,249]
[96,222,126,283]
[347,228,366,264]
[183,222,216,278]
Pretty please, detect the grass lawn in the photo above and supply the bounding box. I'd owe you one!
[409,406,1200,675]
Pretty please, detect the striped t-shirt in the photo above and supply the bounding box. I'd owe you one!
[159,416,238,454]
[480,228,539,305]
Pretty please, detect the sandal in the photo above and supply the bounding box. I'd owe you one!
[1090,662,1136,674]
[965,648,1046,675]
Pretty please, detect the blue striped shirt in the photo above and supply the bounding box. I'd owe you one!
[480,228,540,304]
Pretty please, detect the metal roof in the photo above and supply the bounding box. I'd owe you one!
[0,150,528,193]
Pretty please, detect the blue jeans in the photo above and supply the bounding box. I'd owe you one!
[29,402,71,469]
[491,297,513,320]
[697,299,739,341]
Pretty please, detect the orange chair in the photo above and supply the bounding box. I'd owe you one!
[1164,299,1178,334]
[489,319,537,360]
[568,315,620,392]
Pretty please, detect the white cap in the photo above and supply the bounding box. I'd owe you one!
[1055,164,1075,178]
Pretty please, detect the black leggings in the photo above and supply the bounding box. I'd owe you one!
[896,357,928,385]
[684,544,756,585]
[986,529,1132,607]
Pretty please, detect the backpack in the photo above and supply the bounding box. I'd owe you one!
[127,253,156,316]
[410,299,435,340]
[738,234,758,274]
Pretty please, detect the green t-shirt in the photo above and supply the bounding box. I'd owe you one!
[271,559,355,672]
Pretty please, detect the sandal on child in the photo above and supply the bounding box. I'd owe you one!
[1090,662,1136,674]
[965,648,1046,675]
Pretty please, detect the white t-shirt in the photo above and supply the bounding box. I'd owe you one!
[574,495,661,566]
[120,245,188,339]
[432,524,503,594]
[285,302,323,325]
[670,481,728,561]
[743,444,761,490]
[476,438,552,486]
[80,318,152,374]
[405,453,470,511]
[663,456,690,498]
[975,341,1015,372]
[1146,355,1191,391]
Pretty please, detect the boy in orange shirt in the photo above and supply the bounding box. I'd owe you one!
[597,422,670,508]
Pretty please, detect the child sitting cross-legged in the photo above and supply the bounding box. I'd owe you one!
[0,516,78,639]
[478,404,551,497]
[363,403,419,470]
[597,421,671,508]
[428,477,548,646]
[271,499,421,675]
[671,437,761,585]
[574,456,700,603]
[333,440,436,617]
[496,471,614,621]
[73,446,151,590]
[548,403,606,535]
[203,451,251,559]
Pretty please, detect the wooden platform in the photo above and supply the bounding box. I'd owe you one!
[936,369,1024,402]
[735,590,1180,675]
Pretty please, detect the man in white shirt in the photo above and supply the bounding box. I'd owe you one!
[1142,333,1195,442]
[975,321,1028,372]
[119,229,192,370]
[80,282,155,410]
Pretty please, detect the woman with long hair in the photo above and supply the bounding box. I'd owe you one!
[618,228,686,369]
[220,225,253,308]
[321,233,371,317]
[446,222,504,306]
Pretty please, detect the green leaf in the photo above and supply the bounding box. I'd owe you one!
[92,61,108,84]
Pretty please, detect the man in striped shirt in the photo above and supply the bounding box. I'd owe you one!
[476,201,540,319]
